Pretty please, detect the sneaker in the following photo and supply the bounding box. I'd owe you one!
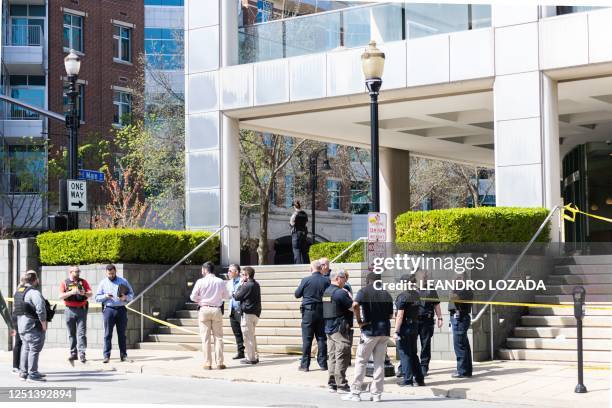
[328,384,337,393]
[68,354,78,361]
[336,384,351,394]
[19,374,27,381]
[203,364,212,370]
[341,393,361,402]
[102,358,110,364]
[372,394,382,403]
[298,366,309,372]
[80,355,87,363]
[397,381,413,387]
[12,368,19,375]
[28,374,46,382]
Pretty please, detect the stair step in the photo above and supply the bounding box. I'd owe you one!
[158,325,364,338]
[521,315,612,327]
[529,306,612,316]
[176,309,303,319]
[513,326,612,339]
[547,274,612,285]
[167,318,302,328]
[555,255,612,266]
[136,342,303,354]
[534,294,612,303]
[552,264,612,275]
[148,334,306,346]
[545,284,612,295]
[506,337,611,351]
[498,348,611,363]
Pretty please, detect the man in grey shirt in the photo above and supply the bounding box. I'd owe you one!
[14,270,47,382]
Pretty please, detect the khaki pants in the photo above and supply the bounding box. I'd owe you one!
[241,313,259,361]
[350,335,388,396]
[327,331,352,386]
[198,306,224,366]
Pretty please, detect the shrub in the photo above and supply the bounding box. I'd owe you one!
[309,241,365,263]
[37,229,220,266]
[395,207,550,243]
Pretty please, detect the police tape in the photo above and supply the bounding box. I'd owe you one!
[563,203,612,224]
[6,297,102,309]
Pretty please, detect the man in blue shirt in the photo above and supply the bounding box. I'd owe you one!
[95,264,134,363]
[226,264,244,360]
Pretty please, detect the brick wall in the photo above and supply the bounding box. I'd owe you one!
[47,0,144,207]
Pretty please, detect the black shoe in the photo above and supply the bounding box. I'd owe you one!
[120,355,127,362]
[102,358,110,363]
[416,381,426,386]
[396,371,404,378]
[422,369,429,377]
[68,354,78,361]
[336,384,351,394]
[328,384,337,393]
[80,355,87,363]
[451,373,472,378]
[397,381,414,387]
[298,366,309,372]
[319,366,328,371]
[232,353,245,360]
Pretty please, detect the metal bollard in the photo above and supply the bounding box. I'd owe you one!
[572,286,587,394]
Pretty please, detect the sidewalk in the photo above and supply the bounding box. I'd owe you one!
[1,348,609,407]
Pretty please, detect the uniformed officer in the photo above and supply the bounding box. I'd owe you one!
[290,200,309,264]
[394,274,425,387]
[416,270,443,377]
[294,259,330,371]
[449,274,474,378]
[323,269,353,393]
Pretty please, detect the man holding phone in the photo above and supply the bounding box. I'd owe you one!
[95,264,134,363]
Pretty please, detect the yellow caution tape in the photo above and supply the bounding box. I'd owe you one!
[6,297,102,309]
[421,297,612,311]
[563,203,612,224]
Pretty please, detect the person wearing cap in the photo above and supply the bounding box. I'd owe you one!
[95,264,134,363]
[59,265,92,363]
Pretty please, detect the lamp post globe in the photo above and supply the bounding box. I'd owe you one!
[361,40,385,212]
[64,49,81,77]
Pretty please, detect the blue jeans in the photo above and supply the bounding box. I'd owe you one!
[451,313,472,376]
[397,320,423,384]
[103,306,128,358]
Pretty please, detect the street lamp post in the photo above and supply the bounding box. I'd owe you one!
[64,49,81,229]
[361,41,385,212]
[309,148,331,244]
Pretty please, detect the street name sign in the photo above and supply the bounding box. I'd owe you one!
[78,169,105,183]
[67,179,87,212]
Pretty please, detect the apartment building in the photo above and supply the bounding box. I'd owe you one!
[0,0,144,233]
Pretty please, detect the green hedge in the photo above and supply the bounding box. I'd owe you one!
[37,229,220,266]
[395,207,550,243]
[309,242,365,263]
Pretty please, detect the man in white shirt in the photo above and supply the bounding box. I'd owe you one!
[190,261,229,370]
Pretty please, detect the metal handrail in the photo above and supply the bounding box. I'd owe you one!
[331,236,366,264]
[127,224,237,307]
[472,205,563,325]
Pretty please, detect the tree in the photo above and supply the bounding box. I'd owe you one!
[239,130,306,264]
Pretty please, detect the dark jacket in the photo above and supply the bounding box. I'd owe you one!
[294,272,330,306]
[234,280,262,317]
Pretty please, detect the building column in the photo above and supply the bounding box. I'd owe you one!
[492,5,562,240]
[185,0,241,265]
[379,147,410,241]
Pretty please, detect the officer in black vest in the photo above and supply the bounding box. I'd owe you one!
[323,269,353,392]
[416,270,442,377]
[295,259,330,371]
[394,274,425,387]
[290,200,309,264]
[449,273,474,378]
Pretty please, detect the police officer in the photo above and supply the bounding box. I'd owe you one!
[14,270,48,382]
[323,269,353,393]
[290,200,309,264]
[394,274,425,387]
[295,259,330,371]
[416,270,442,377]
[449,274,474,378]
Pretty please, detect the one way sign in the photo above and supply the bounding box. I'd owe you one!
[67,179,87,212]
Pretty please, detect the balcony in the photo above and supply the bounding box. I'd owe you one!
[3,25,44,75]
[0,108,44,140]
[238,2,491,64]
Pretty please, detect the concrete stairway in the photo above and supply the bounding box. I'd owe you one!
[499,255,612,363]
[137,263,366,355]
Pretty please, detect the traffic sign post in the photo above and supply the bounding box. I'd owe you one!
[367,212,387,273]
[67,179,87,212]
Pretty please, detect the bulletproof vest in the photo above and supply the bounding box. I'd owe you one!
[322,286,345,319]
[64,278,87,303]
[13,286,38,319]
[293,210,308,232]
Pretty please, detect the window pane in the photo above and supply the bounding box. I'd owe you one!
[72,28,82,51]
[63,13,71,25]
[121,38,130,61]
[63,27,70,48]
[29,76,45,86]
[11,5,28,16]
[29,5,46,17]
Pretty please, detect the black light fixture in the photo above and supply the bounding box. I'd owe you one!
[64,49,81,230]
[361,40,385,213]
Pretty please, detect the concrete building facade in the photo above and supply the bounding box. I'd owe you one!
[185,2,612,264]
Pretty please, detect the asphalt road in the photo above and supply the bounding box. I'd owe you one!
[0,362,529,408]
